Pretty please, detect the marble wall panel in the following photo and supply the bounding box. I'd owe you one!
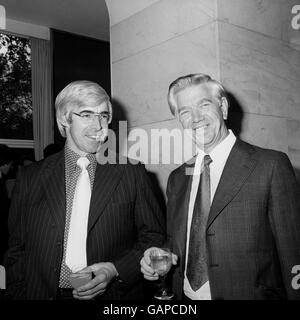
[106,0,160,26]
[112,22,218,127]
[287,119,300,180]
[219,22,300,120]
[218,0,282,40]
[233,112,288,154]
[111,0,216,62]
[288,147,300,182]
[121,119,183,199]
[287,119,300,149]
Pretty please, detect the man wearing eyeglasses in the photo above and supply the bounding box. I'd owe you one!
[141,73,300,300]
[4,80,165,300]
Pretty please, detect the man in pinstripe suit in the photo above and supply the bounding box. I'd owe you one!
[4,81,165,300]
[141,73,300,300]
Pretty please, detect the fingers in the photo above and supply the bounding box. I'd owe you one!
[73,282,106,299]
[73,286,105,300]
[73,272,108,300]
[140,256,159,281]
[172,253,178,265]
[140,247,178,281]
[143,247,155,265]
[143,273,159,281]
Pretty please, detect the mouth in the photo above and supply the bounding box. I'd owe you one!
[86,135,102,142]
[87,135,99,139]
[86,130,108,142]
[193,123,209,130]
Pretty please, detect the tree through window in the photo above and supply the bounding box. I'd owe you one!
[0,33,32,140]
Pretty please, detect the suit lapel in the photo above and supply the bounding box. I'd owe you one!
[42,151,66,237]
[87,162,124,232]
[207,140,258,229]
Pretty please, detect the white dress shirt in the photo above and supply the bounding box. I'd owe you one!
[184,130,236,300]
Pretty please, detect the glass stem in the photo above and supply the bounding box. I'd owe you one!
[160,275,167,295]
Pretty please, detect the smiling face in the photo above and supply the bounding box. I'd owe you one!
[64,100,110,155]
[175,83,229,153]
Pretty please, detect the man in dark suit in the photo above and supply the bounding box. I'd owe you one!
[4,80,165,300]
[141,73,300,300]
[0,145,15,265]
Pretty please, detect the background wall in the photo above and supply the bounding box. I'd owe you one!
[52,29,111,147]
[106,0,300,195]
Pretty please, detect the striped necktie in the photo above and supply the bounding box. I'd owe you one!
[186,154,212,291]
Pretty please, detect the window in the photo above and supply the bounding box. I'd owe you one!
[0,32,33,149]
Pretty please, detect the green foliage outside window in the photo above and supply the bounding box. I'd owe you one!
[0,33,32,140]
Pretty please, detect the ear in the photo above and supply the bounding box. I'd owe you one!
[220,97,229,120]
[60,113,71,129]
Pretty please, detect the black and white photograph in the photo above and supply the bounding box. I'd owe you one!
[0,0,300,316]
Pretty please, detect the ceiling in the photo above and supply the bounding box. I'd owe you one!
[0,0,110,41]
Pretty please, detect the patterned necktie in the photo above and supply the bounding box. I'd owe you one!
[65,157,91,270]
[186,154,213,291]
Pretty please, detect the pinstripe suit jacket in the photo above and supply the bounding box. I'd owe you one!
[4,151,165,300]
[167,139,300,300]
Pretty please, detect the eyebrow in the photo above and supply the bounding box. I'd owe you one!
[79,110,109,114]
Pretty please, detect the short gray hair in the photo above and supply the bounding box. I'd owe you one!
[167,73,228,116]
[55,80,112,137]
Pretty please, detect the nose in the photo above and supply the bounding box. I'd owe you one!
[90,116,102,130]
[192,108,204,123]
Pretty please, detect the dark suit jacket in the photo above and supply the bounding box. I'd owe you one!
[167,139,300,300]
[4,151,165,300]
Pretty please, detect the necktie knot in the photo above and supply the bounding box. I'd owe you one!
[77,157,90,170]
[203,154,212,166]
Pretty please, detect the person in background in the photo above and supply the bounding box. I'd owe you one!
[4,80,165,300]
[0,144,15,264]
[18,153,35,168]
[141,73,300,300]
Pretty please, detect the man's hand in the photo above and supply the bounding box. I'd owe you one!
[72,262,118,300]
[140,247,178,281]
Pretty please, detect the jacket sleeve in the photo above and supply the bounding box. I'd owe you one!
[3,168,29,299]
[112,163,166,292]
[165,171,175,250]
[268,153,300,299]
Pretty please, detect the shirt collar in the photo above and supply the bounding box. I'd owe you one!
[209,129,236,164]
[195,129,236,163]
[64,145,96,171]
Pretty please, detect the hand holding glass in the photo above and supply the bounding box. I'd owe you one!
[150,248,174,300]
[69,265,92,289]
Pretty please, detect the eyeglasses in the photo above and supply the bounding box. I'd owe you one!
[73,111,111,124]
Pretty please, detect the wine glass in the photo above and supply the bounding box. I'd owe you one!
[69,264,92,289]
[150,248,174,300]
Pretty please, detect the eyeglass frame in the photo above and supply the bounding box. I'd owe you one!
[72,111,111,124]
